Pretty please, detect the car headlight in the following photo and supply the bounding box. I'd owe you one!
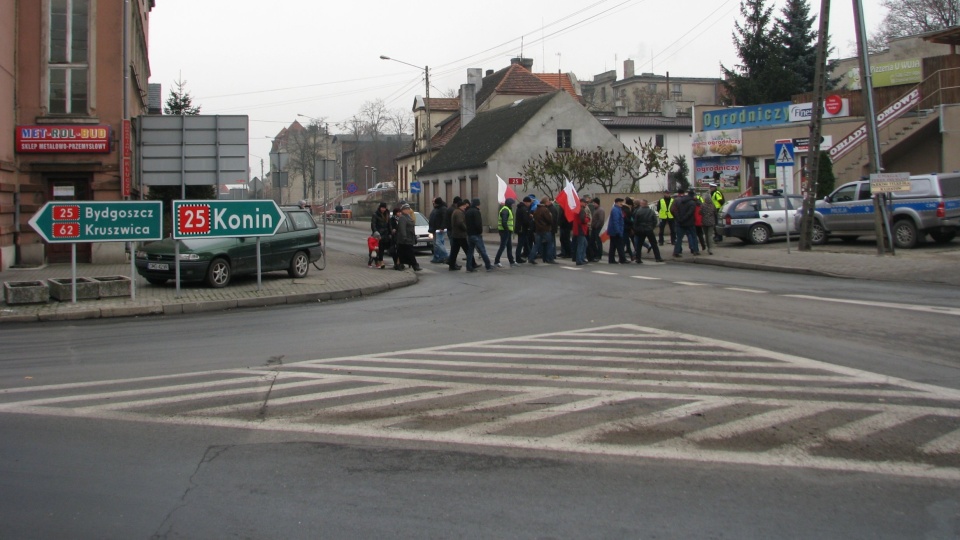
[135,250,147,259]
[179,253,200,261]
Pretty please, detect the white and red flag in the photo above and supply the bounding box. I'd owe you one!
[555,179,582,223]
[496,175,519,204]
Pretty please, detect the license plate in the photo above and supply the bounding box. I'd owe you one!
[147,262,169,270]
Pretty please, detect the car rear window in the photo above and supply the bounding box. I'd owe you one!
[287,211,317,230]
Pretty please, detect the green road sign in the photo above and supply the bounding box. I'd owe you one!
[28,201,163,243]
[173,200,286,239]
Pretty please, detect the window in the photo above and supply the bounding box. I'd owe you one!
[48,0,90,114]
[655,134,665,148]
[671,83,682,99]
[832,185,857,202]
[557,130,572,149]
[647,83,657,92]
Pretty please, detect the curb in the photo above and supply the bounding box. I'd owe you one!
[0,272,418,324]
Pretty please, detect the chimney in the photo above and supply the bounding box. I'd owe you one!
[511,57,534,71]
[460,83,477,128]
[486,69,494,76]
[661,101,677,118]
[467,68,483,94]
[624,59,635,79]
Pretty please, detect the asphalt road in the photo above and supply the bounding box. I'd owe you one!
[2,224,959,538]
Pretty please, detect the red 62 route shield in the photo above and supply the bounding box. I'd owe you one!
[172,200,286,239]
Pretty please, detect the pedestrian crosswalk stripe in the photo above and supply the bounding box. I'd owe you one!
[3,324,960,480]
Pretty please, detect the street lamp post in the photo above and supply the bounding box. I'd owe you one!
[380,54,431,212]
[380,55,432,161]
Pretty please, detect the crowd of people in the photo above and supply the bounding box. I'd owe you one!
[368,184,726,272]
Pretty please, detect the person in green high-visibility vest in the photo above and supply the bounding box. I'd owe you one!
[710,181,726,242]
[495,198,516,267]
[656,191,675,246]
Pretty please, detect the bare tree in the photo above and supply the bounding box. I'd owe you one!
[387,108,412,136]
[870,0,959,51]
[360,99,390,141]
[623,138,672,192]
[287,119,330,202]
[630,86,666,113]
[338,115,367,189]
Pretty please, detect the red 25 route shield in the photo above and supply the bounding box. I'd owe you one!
[172,200,286,239]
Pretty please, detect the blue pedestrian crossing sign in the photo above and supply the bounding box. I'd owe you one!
[774,140,795,166]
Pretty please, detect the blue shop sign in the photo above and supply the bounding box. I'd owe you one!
[701,102,792,131]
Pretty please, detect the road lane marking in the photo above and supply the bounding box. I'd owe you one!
[784,294,960,317]
[631,276,661,281]
[725,287,768,293]
[674,281,706,286]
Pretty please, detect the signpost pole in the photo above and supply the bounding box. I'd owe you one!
[256,237,262,291]
[71,243,77,303]
[175,242,181,298]
[775,139,795,254]
[782,166,791,254]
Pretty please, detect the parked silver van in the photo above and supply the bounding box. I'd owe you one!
[803,172,960,248]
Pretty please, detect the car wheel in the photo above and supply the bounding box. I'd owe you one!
[288,251,309,278]
[146,278,167,286]
[748,224,771,245]
[893,219,918,249]
[206,257,231,288]
[929,230,956,244]
[810,221,827,245]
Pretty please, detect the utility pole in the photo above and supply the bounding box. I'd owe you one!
[853,0,894,255]
[799,0,831,251]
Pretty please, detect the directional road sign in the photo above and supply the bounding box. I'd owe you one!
[410,181,421,194]
[173,200,286,239]
[775,140,795,166]
[29,201,163,243]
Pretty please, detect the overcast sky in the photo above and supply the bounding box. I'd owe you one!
[148,0,885,180]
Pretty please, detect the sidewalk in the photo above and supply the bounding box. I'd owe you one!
[682,238,960,287]
[0,250,416,323]
[2,230,957,324]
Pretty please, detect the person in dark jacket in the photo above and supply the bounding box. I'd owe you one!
[447,199,469,271]
[428,197,448,264]
[633,199,664,263]
[395,203,422,271]
[445,196,461,265]
[464,198,494,272]
[371,202,391,269]
[514,196,533,263]
[606,198,627,264]
[670,189,701,257]
[528,197,556,264]
[388,207,403,269]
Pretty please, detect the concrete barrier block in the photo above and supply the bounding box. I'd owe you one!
[48,277,99,301]
[91,275,132,298]
[4,281,49,305]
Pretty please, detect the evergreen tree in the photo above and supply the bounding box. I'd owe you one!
[153,77,211,235]
[163,77,201,115]
[721,0,794,105]
[777,0,816,94]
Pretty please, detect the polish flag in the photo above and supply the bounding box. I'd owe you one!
[496,175,519,204]
[555,179,582,223]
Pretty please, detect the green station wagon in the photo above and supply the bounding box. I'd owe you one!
[135,207,324,287]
